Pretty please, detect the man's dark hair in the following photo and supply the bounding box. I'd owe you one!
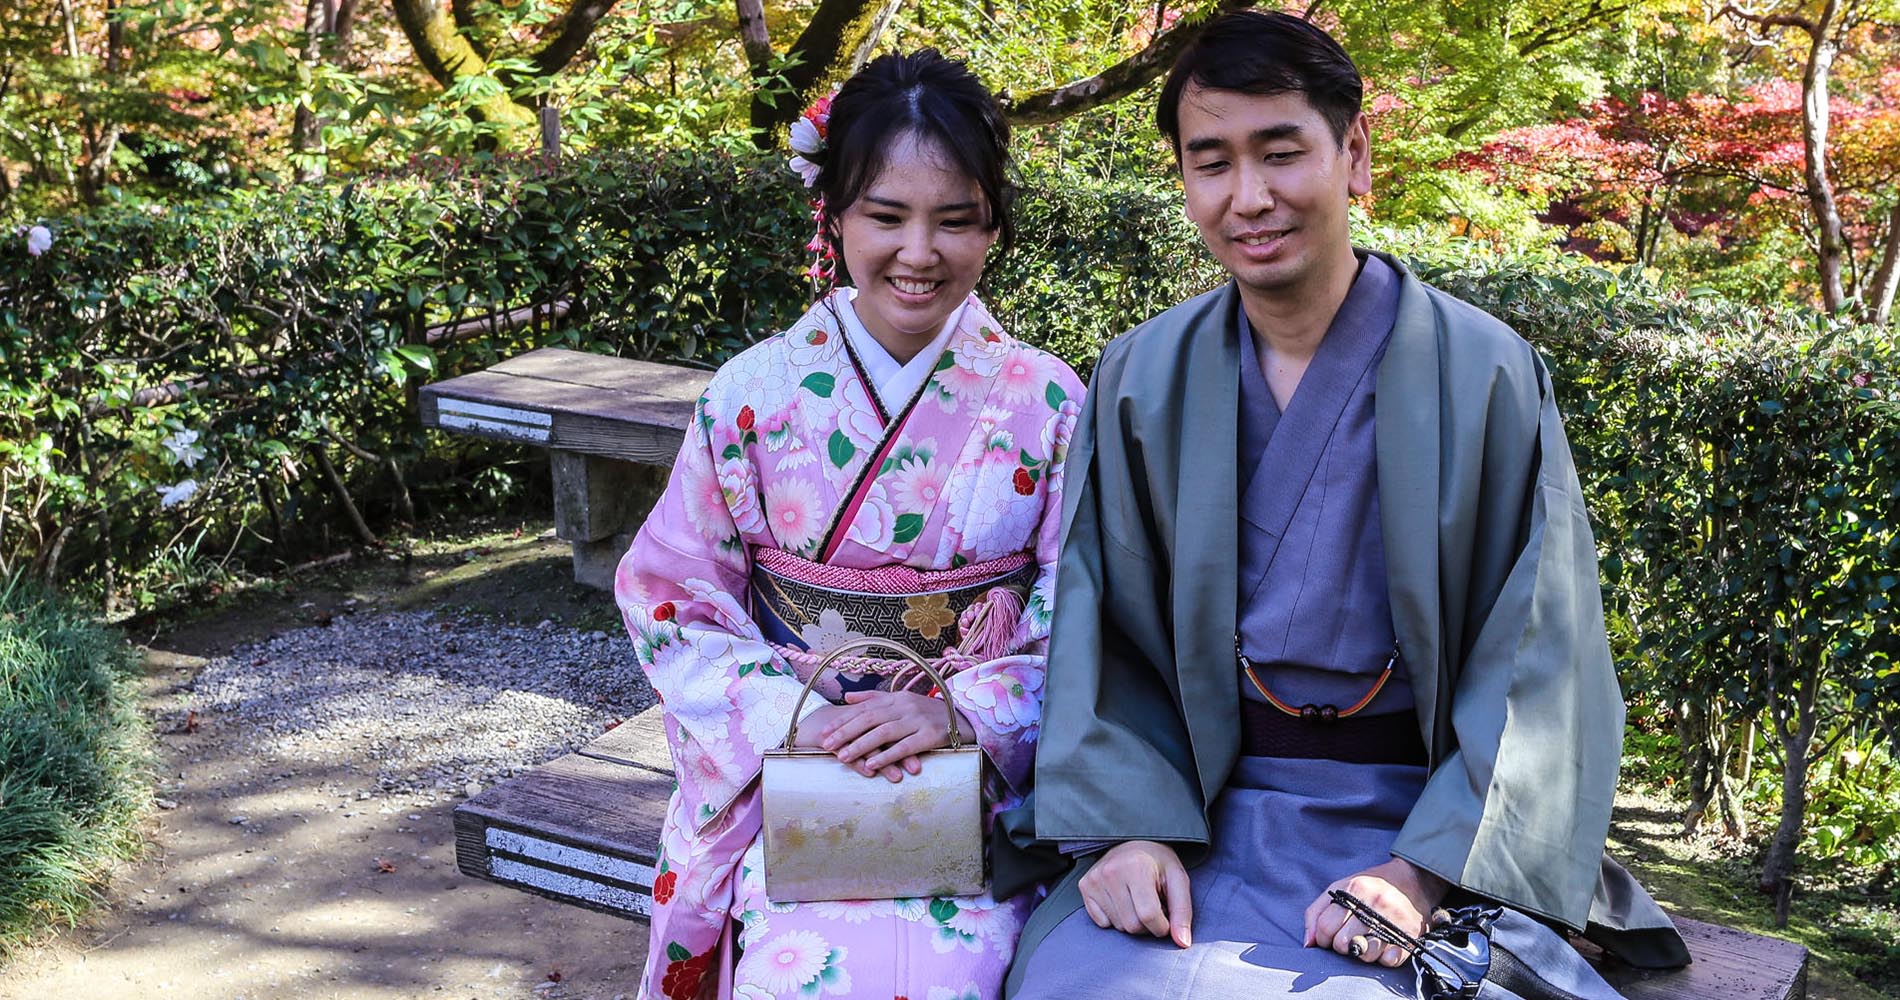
[1156,11,1363,153]
[817,49,1016,256]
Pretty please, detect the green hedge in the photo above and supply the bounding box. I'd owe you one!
[0,152,1219,601]
[0,577,149,954]
[2,144,1897,942]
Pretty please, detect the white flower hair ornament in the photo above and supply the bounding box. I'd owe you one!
[787,89,840,288]
[786,91,833,189]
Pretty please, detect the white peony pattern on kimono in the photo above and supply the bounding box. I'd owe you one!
[616,290,1080,1000]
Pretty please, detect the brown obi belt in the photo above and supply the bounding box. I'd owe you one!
[1240,698,1427,767]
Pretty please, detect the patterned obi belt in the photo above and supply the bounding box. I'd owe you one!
[749,547,1036,702]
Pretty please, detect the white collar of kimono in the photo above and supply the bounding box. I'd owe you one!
[836,287,966,413]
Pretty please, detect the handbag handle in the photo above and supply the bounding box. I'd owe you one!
[779,637,964,752]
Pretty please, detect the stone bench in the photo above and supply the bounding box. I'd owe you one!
[452,706,1808,999]
[419,347,710,589]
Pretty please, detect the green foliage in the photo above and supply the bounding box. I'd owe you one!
[0,149,815,598]
[989,166,1222,372]
[1400,230,1900,900]
[0,575,149,954]
[7,159,1900,914]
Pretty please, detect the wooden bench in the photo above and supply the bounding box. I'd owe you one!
[454,709,674,919]
[420,347,710,589]
[453,706,1808,998]
[430,350,1810,996]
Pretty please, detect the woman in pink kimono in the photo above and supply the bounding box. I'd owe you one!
[615,50,1083,1000]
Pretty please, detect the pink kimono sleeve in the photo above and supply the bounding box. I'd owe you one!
[942,391,1081,798]
[614,400,815,832]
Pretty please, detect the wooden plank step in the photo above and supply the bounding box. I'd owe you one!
[454,710,1808,1000]
[420,348,711,464]
[453,713,674,921]
[1603,915,1808,1000]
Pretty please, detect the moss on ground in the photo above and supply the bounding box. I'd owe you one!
[1611,787,1899,999]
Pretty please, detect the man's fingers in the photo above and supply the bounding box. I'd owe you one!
[1302,891,1332,947]
[1083,895,1110,929]
[1162,859,1194,948]
[1329,915,1369,957]
[1129,880,1171,939]
[1379,941,1409,968]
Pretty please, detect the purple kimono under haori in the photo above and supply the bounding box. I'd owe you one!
[615,288,1083,1000]
[1013,256,1629,999]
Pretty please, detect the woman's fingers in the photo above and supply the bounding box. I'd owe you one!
[833,719,913,765]
[862,732,938,772]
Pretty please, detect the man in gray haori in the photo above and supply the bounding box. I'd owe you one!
[1001,11,1692,998]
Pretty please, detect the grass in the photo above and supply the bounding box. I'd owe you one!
[0,575,150,958]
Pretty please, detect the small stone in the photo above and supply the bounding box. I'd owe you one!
[464,782,482,798]
[155,798,179,810]
[229,816,248,825]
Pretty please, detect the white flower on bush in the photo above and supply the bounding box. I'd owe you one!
[25,225,52,257]
[162,429,206,467]
[157,480,198,508]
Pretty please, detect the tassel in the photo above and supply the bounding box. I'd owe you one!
[955,586,1024,663]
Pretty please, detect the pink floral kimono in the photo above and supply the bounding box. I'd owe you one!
[614,289,1082,1000]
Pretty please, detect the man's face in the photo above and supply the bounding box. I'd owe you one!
[1175,84,1371,297]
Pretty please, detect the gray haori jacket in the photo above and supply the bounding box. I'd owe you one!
[998,254,1690,993]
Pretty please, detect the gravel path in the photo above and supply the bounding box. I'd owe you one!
[189,609,658,808]
[0,598,662,1000]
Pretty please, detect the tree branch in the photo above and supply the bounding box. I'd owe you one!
[1004,0,1255,126]
[748,0,900,142]
[530,0,622,77]
[389,0,536,128]
[1716,3,1817,37]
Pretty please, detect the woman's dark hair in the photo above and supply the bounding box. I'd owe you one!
[1156,11,1363,153]
[815,49,1016,256]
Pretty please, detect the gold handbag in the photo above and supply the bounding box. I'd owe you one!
[761,637,986,903]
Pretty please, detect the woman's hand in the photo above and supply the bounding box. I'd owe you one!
[1303,858,1448,968]
[811,690,979,783]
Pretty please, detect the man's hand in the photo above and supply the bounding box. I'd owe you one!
[1078,840,1193,948]
[1303,858,1448,968]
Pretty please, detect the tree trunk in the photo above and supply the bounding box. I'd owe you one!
[735,0,772,72]
[389,0,538,133]
[1797,0,1849,314]
[335,0,361,56]
[747,0,903,146]
[1759,664,1818,928]
[293,0,330,182]
[1865,200,1900,326]
[844,0,903,76]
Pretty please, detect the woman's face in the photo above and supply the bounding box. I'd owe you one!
[835,132,997,362]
